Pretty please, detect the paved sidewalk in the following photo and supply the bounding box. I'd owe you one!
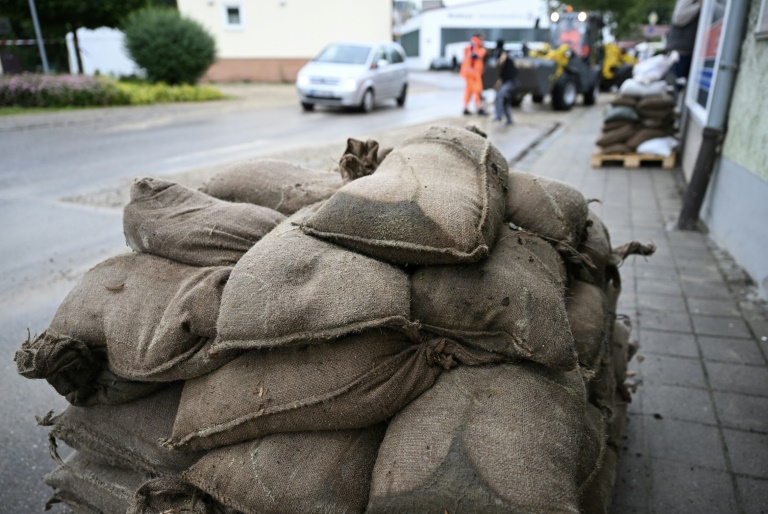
[513,100,768,513]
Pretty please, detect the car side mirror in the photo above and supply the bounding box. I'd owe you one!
[377,59,389,68]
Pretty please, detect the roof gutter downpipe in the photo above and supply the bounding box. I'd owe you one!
[677,0,751,231]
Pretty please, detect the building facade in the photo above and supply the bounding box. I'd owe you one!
[398,0,550,69]
[681,0,768,298]
[177,0,392,82]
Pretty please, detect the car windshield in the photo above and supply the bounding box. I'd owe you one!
[314,44,373,65]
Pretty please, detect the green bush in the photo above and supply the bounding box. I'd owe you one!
[115,82,225,104]
[0,74,224,108]
[123,7,217,85]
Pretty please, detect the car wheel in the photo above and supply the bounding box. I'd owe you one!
[510,92,525,107]
[301,102,315,112]
[360,89,374,113]
[532,94,544,104]
[396,84,407,107]
[551,74,577,111]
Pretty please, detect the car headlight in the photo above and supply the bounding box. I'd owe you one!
[297,74,310,87]
[343,78,358,89]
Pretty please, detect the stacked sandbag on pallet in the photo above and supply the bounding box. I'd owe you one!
[18,125,651,514]
[596,77,678,158]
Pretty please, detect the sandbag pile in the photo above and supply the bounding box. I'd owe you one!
[596,90,677,155]
[17,126,652,514]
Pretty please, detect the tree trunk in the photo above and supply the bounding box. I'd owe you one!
[71,23,83,75]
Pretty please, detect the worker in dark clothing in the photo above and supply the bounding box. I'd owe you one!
[494,48,517,126]
[666,0,701,79]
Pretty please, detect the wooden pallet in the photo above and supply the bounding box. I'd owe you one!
[592,150,676,170]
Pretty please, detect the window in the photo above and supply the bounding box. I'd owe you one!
[223,3,243,29]
[389,47,404,64]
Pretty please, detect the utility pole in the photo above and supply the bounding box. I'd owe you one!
[28,0,49,74]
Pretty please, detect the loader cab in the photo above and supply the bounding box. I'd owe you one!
[549,10,603,67]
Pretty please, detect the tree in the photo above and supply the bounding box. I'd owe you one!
[547,0,677,39]
[123,8,216,85]
[0,0,149,73]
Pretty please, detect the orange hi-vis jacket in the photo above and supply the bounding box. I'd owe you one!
[460,36,486,78]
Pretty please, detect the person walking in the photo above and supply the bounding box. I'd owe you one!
[494,48,517,126]
[665,0,701,80]
[460,32,487,115]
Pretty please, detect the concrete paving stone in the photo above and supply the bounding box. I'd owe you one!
[723,429,768,477]
[627,387,644,415]
[706,362,768,396]
[746,319,768,341]
[642,354,706,388]
[646,418,727,469]
[672,244,717,257]
[609,501,648,514]
[638,310,693,333]
[736,476,768,514]
[700,336,765,364]
[713,391,768,432]
[692,315,753,339]
[637,292,688,313]
[687,298,742,317]
[651,460,739,514]
[641,383,715,424]
[681,279,733,300]
[612,451,651,511]
[637,278,684,296]
[632,263,674,280]
[677,261,722,275]
[638,329,699,358]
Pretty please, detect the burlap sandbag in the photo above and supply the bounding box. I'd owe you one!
[169,329,503,452]
[602,143,632,154]
[412,227,577,371]
[367,363,605,514]
[199,158,343,215]
[41,383,202,476]
[596,123,638,147]
[183,427,385,514]
[16,254,233,405]
[299,125,508,266]
[128,477,242,514]
[566,280,610,377]
[601,119,635,132]
[610,95,639,107]
[581,316,633,513]
[505,171,588,247]
[604,105,639,123]
[579,402,627,514]
[211,213,410,355]
[577,210,613,287]
[641,116,675,129]
[339,138,392,183]
[637,94,674,110]
[124,177,285,267]
[44,451,148,514]
[588,316,632,411]
[626,127,674,151]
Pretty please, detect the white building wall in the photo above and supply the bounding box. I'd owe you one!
[178,0,392,60]
[402,0,551,69]
[65,28,140,77]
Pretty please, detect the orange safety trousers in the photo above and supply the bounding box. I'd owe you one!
[463,72,483,108]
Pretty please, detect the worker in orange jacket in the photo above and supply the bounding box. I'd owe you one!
[460,33,487,115]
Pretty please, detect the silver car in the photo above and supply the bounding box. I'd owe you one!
[296,41,408,113]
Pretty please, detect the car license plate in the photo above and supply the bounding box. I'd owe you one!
[310,90,332,98]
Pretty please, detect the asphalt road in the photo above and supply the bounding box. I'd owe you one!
[0,70,475,512]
